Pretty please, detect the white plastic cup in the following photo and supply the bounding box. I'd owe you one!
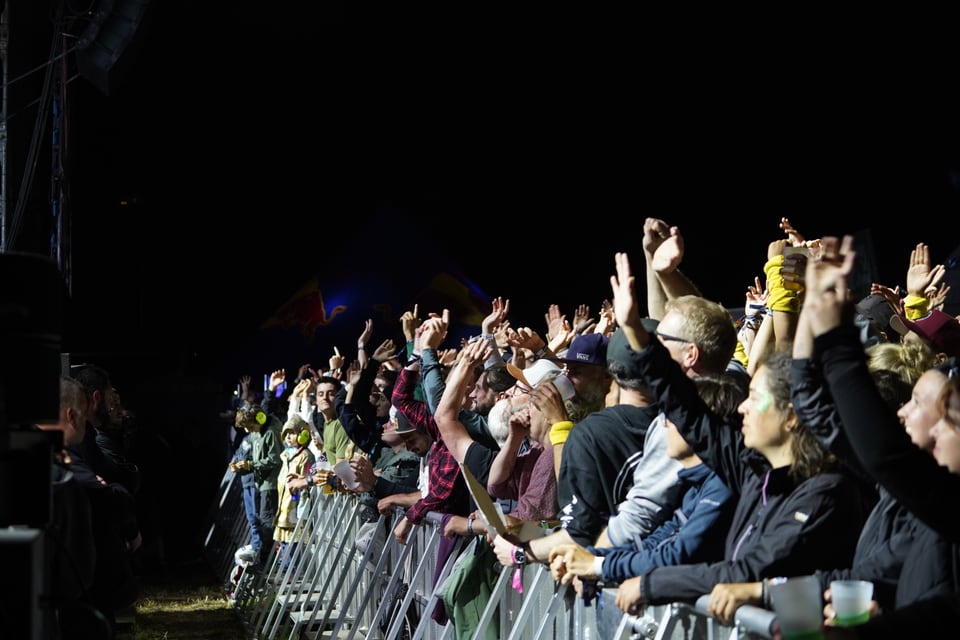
[829,580,873,627]
[333,460,360,490]
[768,575,824,640]
[551,373,576,400]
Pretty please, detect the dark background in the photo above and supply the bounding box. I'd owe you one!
[5,0,960,568]
[6,1,960,399]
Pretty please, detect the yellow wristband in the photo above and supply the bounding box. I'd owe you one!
[733,340,749,369]
[763,255,801,314]
[549,421,575,446]
[903,294,930,321]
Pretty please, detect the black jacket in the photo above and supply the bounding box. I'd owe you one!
[793,356,957,610]
[817,326,960,617]
[629,339,865,604]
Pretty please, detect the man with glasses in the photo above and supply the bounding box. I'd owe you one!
[602,221,748,551]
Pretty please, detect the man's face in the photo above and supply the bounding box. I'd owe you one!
[653,310,696,375]
[90,386,112,427]
[60,392,89,446]
[369,377,393,416]
[399,430,431,457]
[315,383,338,413]
[564,362,610,407]
[469,373,500,416]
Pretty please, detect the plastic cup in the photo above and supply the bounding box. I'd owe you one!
[768,575,825,640]
[830,580,873,627]
[333,460,360,490]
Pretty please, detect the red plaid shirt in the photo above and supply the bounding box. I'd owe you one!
[393,367,470,523]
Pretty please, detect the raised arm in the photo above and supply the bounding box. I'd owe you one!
[434,335,489,462]
[644,219,701,316]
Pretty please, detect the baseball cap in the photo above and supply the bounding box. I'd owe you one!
[549,333,608,367]
[505,359,575,399]
[891,310,960,359]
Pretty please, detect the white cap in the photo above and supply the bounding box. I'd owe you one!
[506,360,575,400]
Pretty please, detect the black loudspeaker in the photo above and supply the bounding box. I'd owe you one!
[76,0,154,95]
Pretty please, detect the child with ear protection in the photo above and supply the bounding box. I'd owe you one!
[274,417,316,569]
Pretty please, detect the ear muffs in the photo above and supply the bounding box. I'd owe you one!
[297,429,311,446]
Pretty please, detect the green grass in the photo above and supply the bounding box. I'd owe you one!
[130,561,247,640]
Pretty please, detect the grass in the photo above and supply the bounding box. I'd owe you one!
[129,560,248,640]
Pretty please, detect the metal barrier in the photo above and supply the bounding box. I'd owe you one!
[205,483,779,640]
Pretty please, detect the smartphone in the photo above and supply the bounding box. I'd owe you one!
[783,246,810,258]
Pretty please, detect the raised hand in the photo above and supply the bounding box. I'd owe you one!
[906,242,946,296]
[544,304,567,342]
[420,316,448,351]
[493,320,512,349]
[345,360,362,386]
[869,283,904,316]
[779,216,807,247]
[926,281,952,311]
[508,326,546,354]
[744,276,769,317]
[642,217,671,258]
[400,304,420,342]
[437,348,458,368]
[572,304,595,335]
[802,235,857,338]
[328,347,344,373]
[779,216,822,255]
[610,252,643,336]
[594,299,617,336]
[268,368,286,391]
[372,339,396,363]
[482,296,510,334]
[358,318,373,347]
[650,225,685,275]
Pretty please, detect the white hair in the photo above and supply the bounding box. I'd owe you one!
[486,396,530,446]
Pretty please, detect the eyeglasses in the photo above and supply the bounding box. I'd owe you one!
[653,330,691,344]
[369,391,387,401]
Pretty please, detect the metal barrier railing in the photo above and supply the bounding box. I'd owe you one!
[204,482,779,640]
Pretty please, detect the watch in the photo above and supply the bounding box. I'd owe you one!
[512,544,527,566]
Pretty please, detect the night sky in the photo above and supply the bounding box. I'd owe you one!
[8,2,960,392]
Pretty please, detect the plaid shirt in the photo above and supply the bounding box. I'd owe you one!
[393,367,470,523]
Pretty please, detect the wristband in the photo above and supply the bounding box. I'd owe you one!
[357,345,366,350]
[466,515,475,536]
[533,344,549,360]
[511,543,526,566]
[903,294,930,320]
[549,421,575,446]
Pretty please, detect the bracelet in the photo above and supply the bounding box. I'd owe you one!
[466,515,475,536]
[549,421,575,446]
[357,345,366,350]
[532,344,549,360]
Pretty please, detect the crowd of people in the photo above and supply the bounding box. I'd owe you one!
[36,216,960,639]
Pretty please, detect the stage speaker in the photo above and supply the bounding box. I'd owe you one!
[76,0,154,95]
